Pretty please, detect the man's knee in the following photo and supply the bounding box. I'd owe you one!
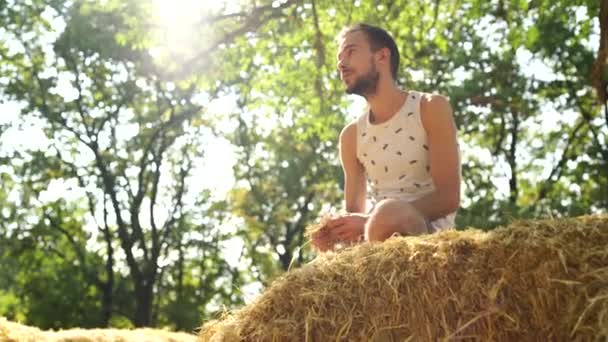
[367,199,403,227]
[365,200,428,241]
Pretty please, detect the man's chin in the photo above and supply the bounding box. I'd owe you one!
[344,83,359,94]
[345,86,363,96]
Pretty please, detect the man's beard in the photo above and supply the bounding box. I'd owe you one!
[346,62,380,97]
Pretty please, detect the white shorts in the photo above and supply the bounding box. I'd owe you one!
[367,199,457,233]
[429,212,457,232]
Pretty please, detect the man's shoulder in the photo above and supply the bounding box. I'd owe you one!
[418,91,451,111]
[418,91,450,107]
[418,91,454,132]
[340,120,358,142]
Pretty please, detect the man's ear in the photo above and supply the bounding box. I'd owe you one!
[377,47,391,66]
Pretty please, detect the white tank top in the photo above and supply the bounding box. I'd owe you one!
[355,90,457,231]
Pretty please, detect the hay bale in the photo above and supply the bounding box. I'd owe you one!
[0,317,197,342]
[199,215,608,341]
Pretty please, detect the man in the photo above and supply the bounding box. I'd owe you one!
[311,24,461,252]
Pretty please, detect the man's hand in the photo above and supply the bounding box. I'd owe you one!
[310,227,337,252]
[310,213,368,252]
[326,213,368,244]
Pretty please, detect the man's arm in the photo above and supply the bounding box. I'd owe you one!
[410,94,461,221]
[310,122,367,250]
[339,122,367,213]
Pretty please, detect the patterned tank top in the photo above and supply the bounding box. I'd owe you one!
[355,90,457,230]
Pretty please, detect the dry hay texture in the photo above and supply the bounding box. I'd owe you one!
[0,317,197,342]
[199,215,608,341]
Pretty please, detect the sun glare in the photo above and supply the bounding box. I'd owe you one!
[153,0,244,30]
[151,0,244,59]
[153,0,205,26]
[152,0,205,54]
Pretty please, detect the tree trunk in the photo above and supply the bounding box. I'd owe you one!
[278,248,293,271]
[133,283,154,327]
[100,251,114,327]
[97,196,115,327]
[175,240,184,331]
[100,278,113,327]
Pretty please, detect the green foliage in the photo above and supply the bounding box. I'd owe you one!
[109,315,134,329]
[0,290,25,322]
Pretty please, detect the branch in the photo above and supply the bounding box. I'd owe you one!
[579,104,608,162]
[44,210,103,287]
[159,151,190,250]
[91,64,131,138]
[148,154,162,255]
[151,109,185,254]
[566,79,608,162]
[171,0,299,78]
[57,149,101,227]
[311,0,325,69]
[130,96,199,263]
[101,195,115,295]
[590,0,608,103]
[537,120,585,200]
[102,194,115,259]
[493,110,506,156]
[91,145,141,282]
[24,44,91,148]
[311,0,326,111]
[430,0,441,31]
[64,52,95,139]
[205,11,250,24]
[45,211,86,266]
[507,108,519,204]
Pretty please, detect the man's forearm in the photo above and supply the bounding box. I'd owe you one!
[345,200,367,214]
[409,189,459,222]
[344,181,367,213]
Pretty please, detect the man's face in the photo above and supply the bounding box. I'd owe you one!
[336,31,380,97]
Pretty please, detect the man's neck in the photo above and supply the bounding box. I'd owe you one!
[365,81,407,124]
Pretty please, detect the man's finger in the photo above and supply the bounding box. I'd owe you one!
[327,216,345,229]
[334,227,357,241]
[311,236,328,250]
[345,233,362,243]
[331,225,350,237]
[312,228,329,238]
[315,236,335,252]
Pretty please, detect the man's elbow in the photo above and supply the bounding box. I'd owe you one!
[441,187,460,214]
[447,193,460,213]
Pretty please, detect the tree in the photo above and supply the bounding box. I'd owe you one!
[0,0,242,327]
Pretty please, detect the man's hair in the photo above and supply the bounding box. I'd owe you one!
[337,23,400,80]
